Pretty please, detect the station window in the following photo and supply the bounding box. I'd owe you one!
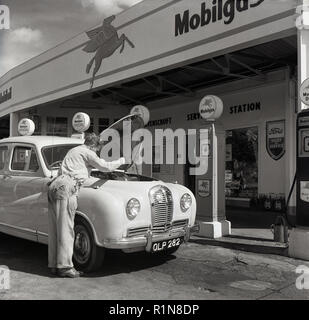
[0,146,8,171]
[225,127,258,199]
[46,117,68,136]
[31,115,42,135]
[11,146,39,172]
[0,116,9,139]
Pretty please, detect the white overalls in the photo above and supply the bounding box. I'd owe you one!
[47,145,125,269]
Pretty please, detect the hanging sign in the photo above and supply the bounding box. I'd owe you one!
[72,112,90,133]
[300,78,309,106]
[18,119,35,136]
[130,105,150,126]
[266,120,285,161]
[199,95,223,120]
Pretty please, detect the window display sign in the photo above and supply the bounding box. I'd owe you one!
[266,120,285,161]
[198,179,210,198]
[226,143,232,162]
[152,142,175,175]
[225,127,258,199]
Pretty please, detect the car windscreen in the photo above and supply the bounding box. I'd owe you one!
[42,144,80,170]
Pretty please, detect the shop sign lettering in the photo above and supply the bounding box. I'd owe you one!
[229,102,261,114]
[146,117,172,127]
[175,0,265,37]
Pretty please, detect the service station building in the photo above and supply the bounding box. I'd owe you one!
[1,0,309,259]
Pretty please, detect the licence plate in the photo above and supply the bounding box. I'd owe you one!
[151,237,183,252]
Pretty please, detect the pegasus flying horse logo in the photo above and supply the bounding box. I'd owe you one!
[83,15,135,89]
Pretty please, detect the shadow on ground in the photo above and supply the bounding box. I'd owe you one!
[0,232,175,278]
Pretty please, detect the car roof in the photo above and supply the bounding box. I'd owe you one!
[0,136,84,148]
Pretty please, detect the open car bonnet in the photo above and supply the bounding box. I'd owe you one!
[99,114,145,173]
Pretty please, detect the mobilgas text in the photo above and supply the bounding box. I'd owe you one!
[175,0,265,37]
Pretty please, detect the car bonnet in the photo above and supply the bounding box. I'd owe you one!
[99,114,145,172]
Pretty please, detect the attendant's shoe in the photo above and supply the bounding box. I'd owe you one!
[50,268,58,276]
[58,267,82,278]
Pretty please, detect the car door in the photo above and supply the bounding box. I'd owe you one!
[1,143,49,242]
[0,144,12,231]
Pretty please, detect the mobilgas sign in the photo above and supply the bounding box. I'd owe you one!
[175,0,265,36]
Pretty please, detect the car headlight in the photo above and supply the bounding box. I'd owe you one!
[180,193,192,212]
[126,198,141,220]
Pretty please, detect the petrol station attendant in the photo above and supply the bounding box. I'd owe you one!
[47,133,125,278]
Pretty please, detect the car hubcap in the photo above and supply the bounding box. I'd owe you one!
[74,225,91,265]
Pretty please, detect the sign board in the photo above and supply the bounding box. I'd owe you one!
[72,112,90,133]
[17,118,35,136]
[300,78,309,106]
[0,0,296,118]
[200,142,210,157]
[198,179,210,197]
[130,105,150,126]
[300,181,309,203]
[266,120,285,161]
[199,95,223,120]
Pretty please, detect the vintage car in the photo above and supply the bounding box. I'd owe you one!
[0,115,197,272]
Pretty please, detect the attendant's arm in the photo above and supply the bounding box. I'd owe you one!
[88,153,125,172]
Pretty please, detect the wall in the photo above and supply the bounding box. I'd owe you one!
[145,69,295,197]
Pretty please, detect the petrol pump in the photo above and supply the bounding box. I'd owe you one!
[289,78,309,259]
[296,109,309,226]
[195,95,231,238]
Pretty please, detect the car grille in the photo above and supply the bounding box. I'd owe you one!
[149,185,173,227]
[172,219,189,229]
[127,226,149,237]
[127,220,189,237]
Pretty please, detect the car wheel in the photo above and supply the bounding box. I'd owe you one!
[73,217,105,272]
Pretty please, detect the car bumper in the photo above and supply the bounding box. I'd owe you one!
[102,224,200,251]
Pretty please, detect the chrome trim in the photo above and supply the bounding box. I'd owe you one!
[172,219,189,228]
[149,185,173,229]
[0,222,36,235]
[104,224,197,250]
[127,226,150,237]
[127,219,189,237]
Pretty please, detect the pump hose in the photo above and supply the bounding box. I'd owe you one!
[284,172,297,228]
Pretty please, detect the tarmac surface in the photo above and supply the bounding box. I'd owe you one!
[0,232,309,300]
